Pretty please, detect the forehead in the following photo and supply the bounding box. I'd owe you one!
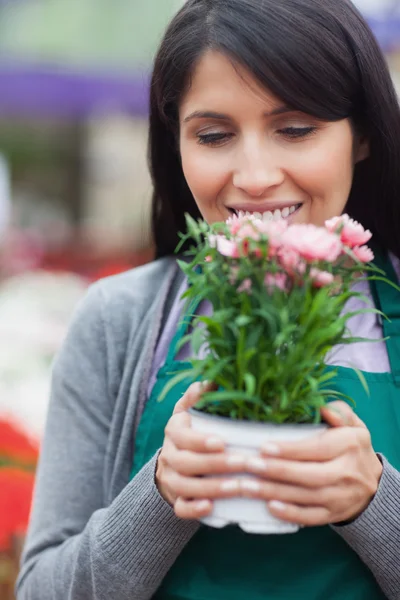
[179,50,283,117]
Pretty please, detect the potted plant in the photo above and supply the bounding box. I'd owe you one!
[160,213,383,533]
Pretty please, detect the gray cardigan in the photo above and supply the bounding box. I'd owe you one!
[16,257,400,600]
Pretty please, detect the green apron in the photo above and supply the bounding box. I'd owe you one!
[131,252,400,599]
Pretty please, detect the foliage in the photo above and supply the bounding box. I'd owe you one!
[160,213,390,424]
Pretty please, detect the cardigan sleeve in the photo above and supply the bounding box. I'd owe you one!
[16,283,199,600]
[332,454,400,599]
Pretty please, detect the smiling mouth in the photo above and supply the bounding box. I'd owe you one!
[229,203,302,221]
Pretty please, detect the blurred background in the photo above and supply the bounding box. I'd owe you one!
[0,0,400,597]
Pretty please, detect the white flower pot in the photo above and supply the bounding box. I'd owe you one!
[190,409,328,535]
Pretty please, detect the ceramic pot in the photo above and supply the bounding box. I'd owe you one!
[190,409,327,534]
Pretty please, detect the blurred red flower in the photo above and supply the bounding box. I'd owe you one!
[0,420,39,552]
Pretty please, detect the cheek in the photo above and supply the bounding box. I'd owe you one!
[180,142,230,205]
[292,143,354,198]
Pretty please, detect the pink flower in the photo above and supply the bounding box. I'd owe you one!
[352,245,374,263]
[281,224,342,263]
[278,247,301,272]
[324,215,344,234]
[226,214,242,235]
[205,255,213,262]
[325,214,372,248]
[209,234,240,258]
[264,273,288,293]
[236,223,261,241]
[257,219,288,237]
[310,268,334,287]
[237,278,252,293]
[257,219,288,255]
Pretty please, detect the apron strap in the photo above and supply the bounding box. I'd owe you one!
[370,249,400,386]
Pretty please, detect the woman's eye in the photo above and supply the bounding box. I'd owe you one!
[196,132,234,146]
[278,126,317,139]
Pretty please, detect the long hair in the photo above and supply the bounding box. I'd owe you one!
[149,0,400,259]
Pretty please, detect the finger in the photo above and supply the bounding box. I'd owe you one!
[321,401,366,429]
[238,478,328,506]
[174,497,213,520]
[166,415,225,453]
[167,446,246,476]
[259,427,358,461]
[245,457,337,487]
[268,500,332,526]
[169,473,241,499]
[173,381,217,414]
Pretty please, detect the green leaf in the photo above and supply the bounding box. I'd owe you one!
[321,389,356,406]
[201,357,232,382]
[367,276,400,293]
[352,367,370,397]
[191,326,206,355]
[157,368,199,402]
[280,388,289,410]
[235,315,253,327]
[344,308,389,321]
[244,373,256,396]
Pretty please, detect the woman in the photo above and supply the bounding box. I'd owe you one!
[17,1,400,598]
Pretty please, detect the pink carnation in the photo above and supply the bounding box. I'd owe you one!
[278,247,301,273]
[281,224,342,263]
[325,214,372,248]
[257,219,288,237]
[236,223,262,241]
[264,273,288,293]
[226,214,242,235]
[257,219,288,255]
[237,278,252,293]
[352,245,374,263]
[209,234,240,258]
[310,268,334,288]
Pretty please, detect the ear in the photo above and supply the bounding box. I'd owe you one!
[354,136,370,164]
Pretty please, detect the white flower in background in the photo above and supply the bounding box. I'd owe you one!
[0,270,87,440]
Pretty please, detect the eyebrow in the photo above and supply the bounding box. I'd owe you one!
[182,106,294,123]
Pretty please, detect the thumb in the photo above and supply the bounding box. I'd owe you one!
[173,381,216,415]
[321,400,365,428]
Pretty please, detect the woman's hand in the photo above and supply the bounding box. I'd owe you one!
[156,381,247,520]
[240,401,383,526]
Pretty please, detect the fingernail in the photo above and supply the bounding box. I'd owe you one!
[196,500,211,511]
[262,443,280,456]
[269,500,286,511]
[226,454,245,468]
[220,479,240,492]
[247,457,268,471]
[240,479,261,493]
[205,437,224,450]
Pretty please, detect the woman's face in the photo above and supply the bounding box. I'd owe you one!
[179,51,368,225]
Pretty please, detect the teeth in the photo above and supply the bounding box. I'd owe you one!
[282,207,290,218]
[236,204,300,221]
[236,205,300,221]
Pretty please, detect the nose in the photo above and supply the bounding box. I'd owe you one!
[232,146,284,197]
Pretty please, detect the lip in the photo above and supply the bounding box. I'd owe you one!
[228,201,302,213]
